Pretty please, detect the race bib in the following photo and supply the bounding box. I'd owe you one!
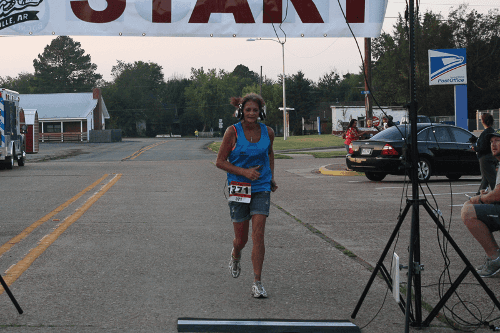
[228,181,251,203]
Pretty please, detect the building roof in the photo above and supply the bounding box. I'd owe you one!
[19,92,109,120]
[23,109,38,125]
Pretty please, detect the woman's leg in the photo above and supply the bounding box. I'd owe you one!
[232,220,249,258]
[251,214,267,282]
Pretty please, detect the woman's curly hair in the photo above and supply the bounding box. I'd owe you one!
[230,93,265,111]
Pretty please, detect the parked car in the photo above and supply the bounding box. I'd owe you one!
[346,123,480,182]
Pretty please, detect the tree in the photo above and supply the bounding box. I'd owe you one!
[230,64,260,94]
[285,71,315,135]
[0,73,37,94]
[164,76,191,135]
[184,67,240,133]
[448,6,500,115]
[316,70,342,103]
[103,60,170,137]
[242,81,282,132]
[372,7,500,118]
[33,36,102,93]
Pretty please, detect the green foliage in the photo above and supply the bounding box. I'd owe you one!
[242,82,282,130]
[103,60,170,137]
[164,76,191,135]
[184,67,241,133]
[286,71,315,135]
[448,6,500,113]
[32,36,102,93]
[372,7,500,117]
[0,73,37,94]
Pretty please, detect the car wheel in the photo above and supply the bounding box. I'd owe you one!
[416,158,431,182]
[365,172,387,181]
[446,174,461,180]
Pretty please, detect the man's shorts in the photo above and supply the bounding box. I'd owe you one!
[228,191,270,223]
[474,204,500,232]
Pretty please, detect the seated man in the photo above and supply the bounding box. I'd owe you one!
[462,131,500,278]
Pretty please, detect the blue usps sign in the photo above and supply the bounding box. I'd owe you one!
[428,49,467,85]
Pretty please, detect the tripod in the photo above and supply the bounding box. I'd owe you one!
[351,0,500,330]
[351,196,500,330]
[0,274,23,314]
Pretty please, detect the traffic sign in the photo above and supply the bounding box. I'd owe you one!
[361,91,370,95]
[372,116,380,127]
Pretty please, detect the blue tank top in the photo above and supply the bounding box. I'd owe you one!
[227,122,272,193]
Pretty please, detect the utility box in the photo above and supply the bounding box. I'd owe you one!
[24,109,39,153]
[89,129,122,143]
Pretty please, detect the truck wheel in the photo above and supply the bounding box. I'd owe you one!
[5,156,13,170]
[17,150,25,167]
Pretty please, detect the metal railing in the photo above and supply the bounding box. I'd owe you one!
[39,132,87,142]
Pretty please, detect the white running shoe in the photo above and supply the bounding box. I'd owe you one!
[252,281,268,298]
[229,248,241,278]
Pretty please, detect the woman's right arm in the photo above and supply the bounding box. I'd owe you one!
[216,126,261,180]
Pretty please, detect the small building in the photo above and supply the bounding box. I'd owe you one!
[330,104,407,132]
[19,88,109,142]
[23,109,39,153]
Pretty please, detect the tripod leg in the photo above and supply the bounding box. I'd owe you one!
[351,201,412,319]
[0,275,23,314]
[405,200,424,332]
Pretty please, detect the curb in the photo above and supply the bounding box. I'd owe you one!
[319,165,364,176]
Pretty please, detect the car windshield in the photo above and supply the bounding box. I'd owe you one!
[371,125,411,140]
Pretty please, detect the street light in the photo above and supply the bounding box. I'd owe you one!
[247,38,287,140]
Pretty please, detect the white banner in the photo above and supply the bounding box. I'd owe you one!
[0,0,388,38]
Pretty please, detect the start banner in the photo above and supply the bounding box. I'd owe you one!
[0,0,388,38]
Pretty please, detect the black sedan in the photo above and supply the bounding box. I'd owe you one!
[346,123,481,182]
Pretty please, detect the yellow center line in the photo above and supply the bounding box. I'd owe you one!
[0,174,122,294]
[0,174,109,258]
[122,141,167,161]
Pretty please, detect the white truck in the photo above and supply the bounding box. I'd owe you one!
[0,88,26,169]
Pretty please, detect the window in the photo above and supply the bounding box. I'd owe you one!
[44,123,61,133]
[449,127,474,144]
[429,126,452,142]
[417,128,431,141]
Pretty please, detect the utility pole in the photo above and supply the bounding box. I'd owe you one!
[260,66,262,96]
[364,38,372,127]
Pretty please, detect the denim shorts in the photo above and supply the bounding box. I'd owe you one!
[228,191,271,222]
[474,204,500,232]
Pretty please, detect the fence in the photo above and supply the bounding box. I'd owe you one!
[39,132,87,142]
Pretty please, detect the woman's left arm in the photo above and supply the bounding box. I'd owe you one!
[268,126,278,192]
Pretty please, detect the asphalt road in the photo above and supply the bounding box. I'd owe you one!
[0,138,499,332]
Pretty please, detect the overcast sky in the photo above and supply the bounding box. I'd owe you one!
[1,0,497,84]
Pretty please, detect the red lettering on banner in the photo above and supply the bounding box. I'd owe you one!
[189,0,255,23]
[291,0,323,23]
[263,0,281,23]
[153,0,171,23]
[70,0,126,23]
[346,0,364,23]
[264,0,323,23]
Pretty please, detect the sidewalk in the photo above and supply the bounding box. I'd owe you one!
[276,147,362,176]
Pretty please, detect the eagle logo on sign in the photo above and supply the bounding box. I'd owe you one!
[0,0,43,17]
